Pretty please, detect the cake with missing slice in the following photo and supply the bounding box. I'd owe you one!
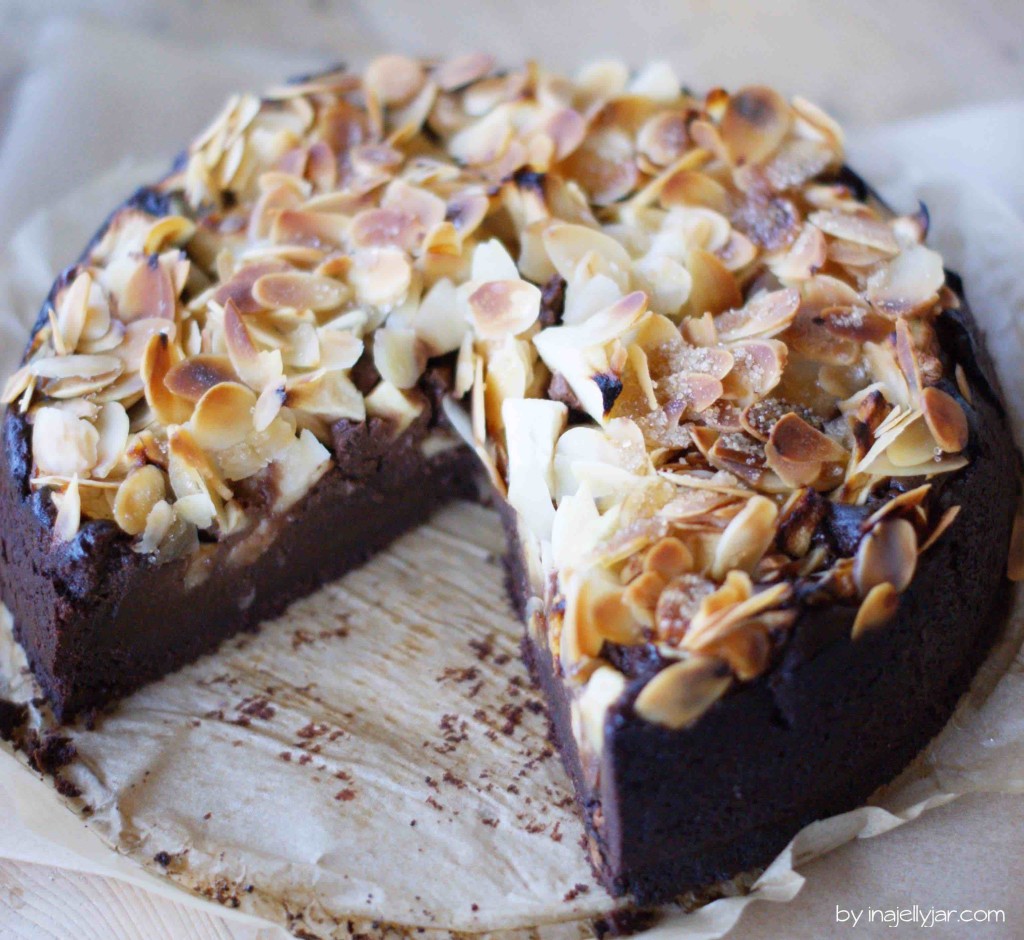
[0,55,1019,905]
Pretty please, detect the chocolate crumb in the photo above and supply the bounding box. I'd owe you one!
[563,883,590,902]
[154,851,172,867]
[335,788,357,801]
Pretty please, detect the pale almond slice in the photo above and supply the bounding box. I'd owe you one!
[809,210,898,253]
[633,655,731,730]
[434,52,495,91]
[252,271,348,312]
[920,386,968,453]
[866,244,946,317]
[720,86,791,167]
[715,288,800,342]
[466,279,542,339]
[30,354,122,381]
[119,256,177,322]
[711,494,778,578]
[349,247,412,308]
[55,271,92,354]
[365,54,425,106]
[92,402,130,479]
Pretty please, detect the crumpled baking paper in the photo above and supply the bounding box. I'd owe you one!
[1,33,1024,940]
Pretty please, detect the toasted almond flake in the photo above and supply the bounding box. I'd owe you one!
[191,382,257,450]
[634,655,731,729]
[252,271,348,312]
[659,169,730,213]
[854,518,917,595]
[30,354,122,381]
[715,289,800,343]
[120,257,177,322]
[273,429,332,511]
[920,386,969,453]
[851,582,899,639]
[711,495,778,578]
[349,247,412,308]
[113,465,167,535]
[141,333,192,425]
[434,52,495,91]
[466,280,542,339]
[1,365,32,405]
[56,271,93,354]
[53,474,81,542]
[32,407,99,476]
[866,244,945,316]
[644,536,694,580]
[685,248,742,317]
[768,412,848,463]
[92,402,129,478]
[365,55,425,106]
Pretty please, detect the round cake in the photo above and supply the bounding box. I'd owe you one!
[0,55,1019,906]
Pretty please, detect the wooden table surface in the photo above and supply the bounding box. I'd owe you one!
[0,1,1022,938]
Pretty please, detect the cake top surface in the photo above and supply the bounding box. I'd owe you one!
[2,55,977,730]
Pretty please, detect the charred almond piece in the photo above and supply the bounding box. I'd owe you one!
[31,407,98,476]
[252,271,348,312]
[711,495,778,579]
[851,582,899,639]
[467,280,542,339]
[92,402,129,479]
[920,386,968,453]
[143,216,196,255]
[191,382,257,450]
[634,656,731,730]
[659,169,730,213]
[854,518,917,595]
[164,355,238,402]
[720,86,791,167]
[141,333,192,425]
[113,465,166,536]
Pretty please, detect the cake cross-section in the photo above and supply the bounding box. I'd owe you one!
[0,55,1018,904]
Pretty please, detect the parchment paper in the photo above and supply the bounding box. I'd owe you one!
[1,29,1024,940]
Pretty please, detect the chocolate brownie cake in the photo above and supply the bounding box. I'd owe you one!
[0,56,1019,905]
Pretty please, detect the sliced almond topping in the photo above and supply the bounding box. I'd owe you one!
[164,355,238,402]
[252,271,348,312]
[349,247,412,308]
[120,256,177,322]
[866,244,945,317]
[434,52,495,91]
[634,656,731,730]
[113,464,167,536]
[918,505,960,554]
[373,327,427,389]
[686,248,742,317]
[365,54,425,106]
[720,86,791,167]
[644,536,694,580]
[711,495,778,578]
[32,407,99,476]
[143,216,196,255]
[854,518,917,595]
[851,582,899,639]
[92,402,129,479]
[920,386,968,453]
